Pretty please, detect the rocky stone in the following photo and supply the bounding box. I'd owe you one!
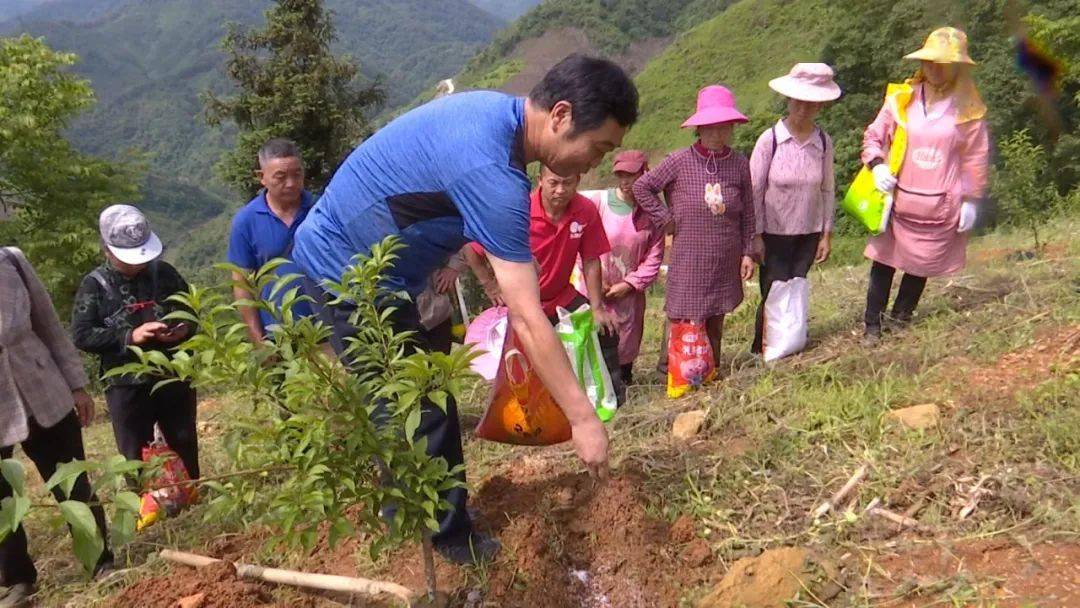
[672,410,708,440]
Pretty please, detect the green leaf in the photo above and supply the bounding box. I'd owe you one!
[328,517,354,548]
[404,408,422,446]
[0,496,31,534]
[59,500,105,574]
[114,491,142,514]
[44,460,89,499]
[111,508,137,548]
[0,459,27,496]
[428,390,448,411]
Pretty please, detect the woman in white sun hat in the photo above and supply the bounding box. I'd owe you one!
[749,63,841,355]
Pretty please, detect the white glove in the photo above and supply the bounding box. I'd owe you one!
[871,163,897,193]
[957,201,976,233]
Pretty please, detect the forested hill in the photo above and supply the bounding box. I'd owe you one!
[0,0,507,247]
[466,0,542,22]
[1,0,504,179]
[445,0,1078,201]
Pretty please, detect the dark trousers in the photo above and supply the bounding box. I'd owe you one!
[864,261,928,328]
[304,280,472,545]
[752,233,820,353]
[657,319,669,374]
[551,295,626,406]
[0,412,111,586]
[105,381,200,479]
[621,363,634,387]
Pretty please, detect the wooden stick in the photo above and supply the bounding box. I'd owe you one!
[160,549,414,602]
[161,550,219,568]
[454,278,471,326]
[812,464,868,520]
[869,506,923,530]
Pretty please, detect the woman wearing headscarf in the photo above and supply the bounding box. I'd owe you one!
[0,247,112,606]
[749,63,842,354]
[861,27,990,344]
[634,85,756,367]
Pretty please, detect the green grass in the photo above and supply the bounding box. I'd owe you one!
[15,217,1080,607]
[623,0,838,156]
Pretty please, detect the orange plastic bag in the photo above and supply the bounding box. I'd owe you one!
[667,321,716,398]
[137,426,198,531]
[475,325,572,445]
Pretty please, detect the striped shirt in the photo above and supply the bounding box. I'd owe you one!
[749,119,835,236]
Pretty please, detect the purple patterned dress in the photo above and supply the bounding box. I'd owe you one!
[633,145,756,320]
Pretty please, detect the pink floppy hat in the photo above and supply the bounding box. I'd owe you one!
[768,63,842,102]
[681,85,748,128]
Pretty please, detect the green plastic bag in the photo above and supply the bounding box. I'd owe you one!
[555,304,617,422]
[840,82,912,235]
[840,169,892,234]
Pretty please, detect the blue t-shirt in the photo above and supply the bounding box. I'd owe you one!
[293,91,533,298]
[227,190,316,329]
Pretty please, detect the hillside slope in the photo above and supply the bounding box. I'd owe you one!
[3,0,504,178]
[455,0,727,91]
[625,0,1078,196]
[624,0,837,155]
[466,0,542,22]
[1,0,505,251]
[0,0,46,21]
[439,0,1075,199]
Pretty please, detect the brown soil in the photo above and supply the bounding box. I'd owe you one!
[970,242,1069,263]
[377,455,710,607]
[501,27,670,95]
[111,561,305,608]
[697,547,841,608]
[960,324,1079,406]
[869,539,1080,607]
[502,28,594,95]
[938,275,1017,314]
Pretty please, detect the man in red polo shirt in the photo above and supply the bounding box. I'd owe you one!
[466,165,625,404]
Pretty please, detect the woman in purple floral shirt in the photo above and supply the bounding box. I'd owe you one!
[634,85,757,366]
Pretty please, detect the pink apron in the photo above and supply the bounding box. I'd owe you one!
[577,190,664,365]
[865,90,971,277]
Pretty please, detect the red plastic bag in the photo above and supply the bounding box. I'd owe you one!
[475,323,573,445]
[137,426,197,531]
[667,321,716,398]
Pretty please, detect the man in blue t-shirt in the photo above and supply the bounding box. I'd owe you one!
[294,55,639,564]
[227,138,315,342]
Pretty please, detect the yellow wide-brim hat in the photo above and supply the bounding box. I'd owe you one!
[904,27,976,65]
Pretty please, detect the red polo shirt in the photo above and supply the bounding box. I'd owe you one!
[472,188,610,315]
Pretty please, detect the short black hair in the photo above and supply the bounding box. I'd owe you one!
[530,54,639,135]
[258,137,302,166]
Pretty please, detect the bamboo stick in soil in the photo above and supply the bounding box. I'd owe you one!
[159,549,415,603]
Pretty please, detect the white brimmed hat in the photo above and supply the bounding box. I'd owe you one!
[768,63,842,102]
[99,204,163,265]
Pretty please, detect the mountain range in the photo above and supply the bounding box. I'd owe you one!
[0,0,537,249]
[3,0,1076,276]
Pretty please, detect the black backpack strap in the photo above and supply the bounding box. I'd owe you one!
[760,125,778,232]
[0,248,28,288]
[89,269,112,296]
[819,129,829,233]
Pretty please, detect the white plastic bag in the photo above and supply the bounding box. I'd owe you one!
[762,277,810,362]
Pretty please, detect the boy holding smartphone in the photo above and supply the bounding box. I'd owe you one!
[72,205,200,480]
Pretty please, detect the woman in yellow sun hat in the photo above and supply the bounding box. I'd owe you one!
[860,27,990,345]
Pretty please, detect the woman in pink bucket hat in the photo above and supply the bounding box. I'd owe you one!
[749,63,841,356]
[634,85,756,372]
